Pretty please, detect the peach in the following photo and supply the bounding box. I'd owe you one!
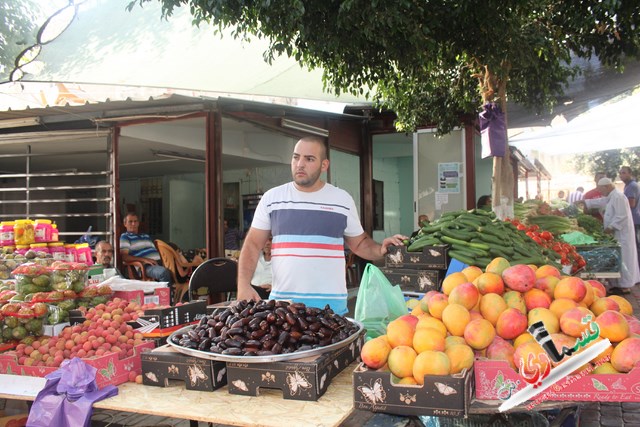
[528,307,559,334]
[398,376,419,385]
[462,265,483,282]
[411,304,426,317]
[559,307,595,338]
[503,290,527,314]
[445,344,475,374]
[513,340,549,377]
[581,282,596,307]
[486,336,516,369]
[445,335,467,349]
[611,337,640,373]
[591,362,621,374]
[502,264,536,292]
[486,257,511,276]
[535,264,561,279]
[419,290,441,313]
[360,337,392,369]
[441,272,469,296]
[534,276,560,297]
[549,298,579,319]
[475,272,505,295]
[448,282,480,310]
[513,332,535,349]
[441,303,471,337]
[479,293,508,326]
[386,314,419,348]
[416,316,447,337]
[524,288,552,310]
[585,336,614,365]
[590,297,620,316]
[413,328,446,353]
[587,280,607,298]
[595,310,629,343]
[463,318,496,350]
[427,293,449,319]
[608,295,633,316]
[496,308,528,340]
[554,277,587,302]
[549,333,577,360]
[469,310,484,321]
[387,345,418,379]
[413,351,450,384]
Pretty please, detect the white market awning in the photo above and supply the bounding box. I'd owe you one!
[510,91,640,155]
[1,0,366,104]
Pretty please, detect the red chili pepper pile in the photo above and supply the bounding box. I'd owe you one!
[506,219,586,273]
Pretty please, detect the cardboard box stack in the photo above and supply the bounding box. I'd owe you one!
[381,245,449,293]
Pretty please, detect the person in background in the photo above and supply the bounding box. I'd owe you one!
[251,236,273,299]
[95,241,114,268]
[224,219,244,251]
[237,135,407,315]
[583,172,607,221]
[410,214,430,239]
[89,240,121,279]
[119,212,172,285]
[567,187,584,204]
[476,195,492,210]
[619,166,640,269]
[579,178,640,293]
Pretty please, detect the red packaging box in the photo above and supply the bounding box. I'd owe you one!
[0,341,155,389]
[113,287,170,306]
[475,359,640,403]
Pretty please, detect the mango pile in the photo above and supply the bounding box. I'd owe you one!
[360,257,640,385]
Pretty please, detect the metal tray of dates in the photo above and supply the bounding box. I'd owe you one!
[167,299,364,363]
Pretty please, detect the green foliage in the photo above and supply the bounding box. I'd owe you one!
[126,0,640,134]
[574,148,640,179]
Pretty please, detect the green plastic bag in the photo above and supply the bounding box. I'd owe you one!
[354,264,408,340]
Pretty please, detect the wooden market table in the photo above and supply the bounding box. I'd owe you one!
[0,362,357,427]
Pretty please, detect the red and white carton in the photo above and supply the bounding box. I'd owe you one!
[113,287,171,307]
[0,341,155,389]
[475,358,640,403]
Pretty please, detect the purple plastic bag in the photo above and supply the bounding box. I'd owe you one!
[478,102,507,158]
[27,358,118,427]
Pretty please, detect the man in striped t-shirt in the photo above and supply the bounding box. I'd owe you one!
[119,213,172,287]
[237,136,407,315]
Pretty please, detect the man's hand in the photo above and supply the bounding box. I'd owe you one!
[604,227,614,235]
[237,285,261,302]
[380,234,409,255]
[141,258,157,266]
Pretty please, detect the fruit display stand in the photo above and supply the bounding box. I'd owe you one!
[0,362,358,427]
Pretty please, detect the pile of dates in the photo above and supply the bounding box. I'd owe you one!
[172,299,359,356]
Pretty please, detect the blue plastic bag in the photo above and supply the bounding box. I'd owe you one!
[27,358,118,427]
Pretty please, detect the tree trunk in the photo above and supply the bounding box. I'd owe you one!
[482,64,514,219]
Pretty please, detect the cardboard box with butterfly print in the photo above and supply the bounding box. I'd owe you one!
[385,245,450,270]
[475,359,640,402]
[0,341,155,389]
[141,300,208,329]
[141,344,227,392]
[381,268,444,293]
[225,330,365,401]
[353,363,473,417]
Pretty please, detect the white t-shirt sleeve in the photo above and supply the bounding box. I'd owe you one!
[343,190,365,237]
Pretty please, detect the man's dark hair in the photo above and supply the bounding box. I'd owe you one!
[300,135,329,160]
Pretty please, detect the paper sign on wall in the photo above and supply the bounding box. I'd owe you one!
[438,162,461,193]
[435,193,448,210]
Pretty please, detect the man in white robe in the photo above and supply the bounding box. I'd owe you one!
[581,177,640,291]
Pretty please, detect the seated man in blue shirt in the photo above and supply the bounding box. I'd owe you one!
[119,213,172,287]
